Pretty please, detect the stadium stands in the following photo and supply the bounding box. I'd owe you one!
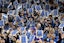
[0,0,64,43]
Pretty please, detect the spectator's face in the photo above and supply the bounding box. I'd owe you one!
[29,18,33,21]
[37,23,41,29]
[55,21,58,26]
[4,33,7,37]
[40,18,44,23]
[50,40,54,43]
[61,34,64,39]
[20,18,24,23]
[54,26,58,30]
[47,33,51,38]
[17,27,21,31]
[9,22,13,27]
[34,16,38,19]
[12,36,16,41]
[17,27,22,33]
[48,24,51,27]
[21,10,24,15]
[55,19,59,22]
[12,25,16,29]
[37,18,40,21]
[1,39,5,43]
[31,29,34,34]
[47,20,51,24]
[30,28,35,33]
[20,14,24,16]
[49,15,52,19]
[44,18,47,22]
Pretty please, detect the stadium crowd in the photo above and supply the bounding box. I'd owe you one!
[0,0,64,43]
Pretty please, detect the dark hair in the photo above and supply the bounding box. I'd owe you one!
[44,30,49,34]
[63,27,64,31]
[31,0,34,4]
[13,36,17,40]
[54,17,58,20]
[0,28,2,33]
[1,36,5,40]
[18,12,22,17]
[49,15,52,17]
[11,0,15,2]
[13,25,17,29]
[8,15,14,22]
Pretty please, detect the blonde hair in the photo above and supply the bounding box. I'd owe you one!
[49,28,55,34]
[16,40,21,43]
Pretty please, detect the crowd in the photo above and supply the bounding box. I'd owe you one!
[0,0,64,43]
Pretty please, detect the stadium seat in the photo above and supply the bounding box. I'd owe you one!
[17,4,22,11]
[28,35,35,43]
[26,3,31,9]
[31,4,35,9]
[0,20,4,26]
[27,8,34,14]
[41,10,45,17]
[34,0,40,3]
[45,11,50,17]
[59,23,64,29]
[7,10,15,15]
[35,5,42,11]
[21,35,28,43]
[53,9,59,17]
[11,30,18,36]
[2,13,8,21]
[21,27,26,34]
[45,4,50,11]
[13,0,18,9]
[36,30,43,38]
